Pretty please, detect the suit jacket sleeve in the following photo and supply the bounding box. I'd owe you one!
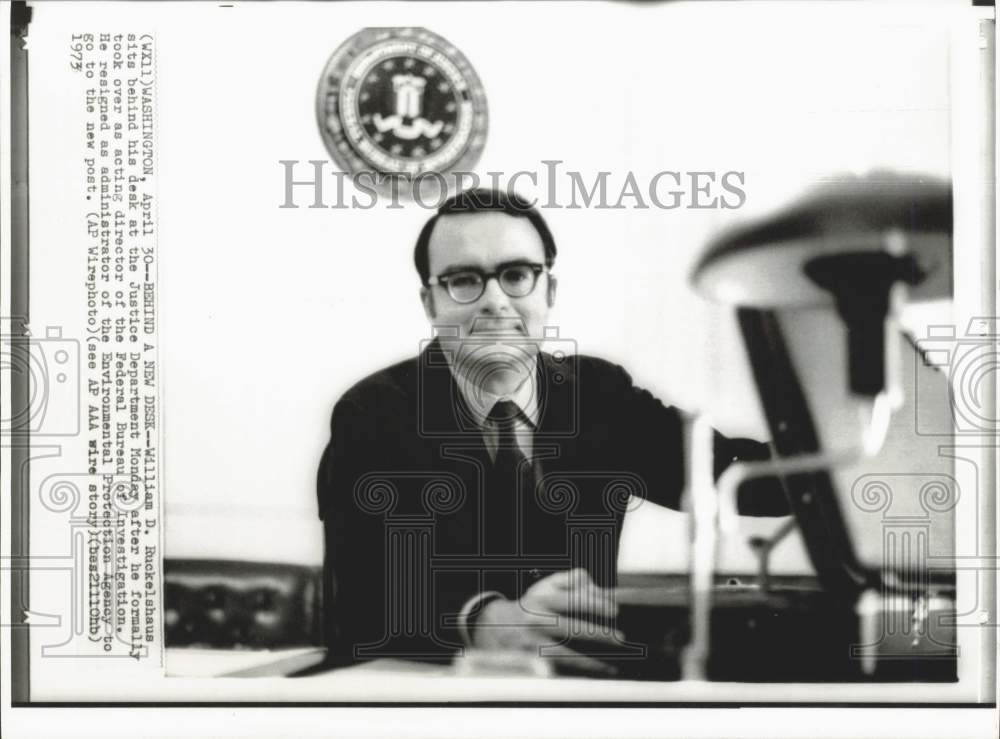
[602,361,789,516]
[317,396,382,661]
[317,393,474,662]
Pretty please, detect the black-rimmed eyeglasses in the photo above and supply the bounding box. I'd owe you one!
[427,263,547,304]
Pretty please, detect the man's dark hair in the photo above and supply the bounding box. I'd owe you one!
[413,188,557,285]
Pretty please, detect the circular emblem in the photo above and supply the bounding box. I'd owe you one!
[316,27,488,193]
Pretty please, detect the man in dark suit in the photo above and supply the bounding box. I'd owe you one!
[317,189,786,674]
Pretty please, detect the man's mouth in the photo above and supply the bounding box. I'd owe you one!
[472,328,522,336]
[469,317,527,336]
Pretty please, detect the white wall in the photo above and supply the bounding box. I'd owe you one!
[150,2,953,565]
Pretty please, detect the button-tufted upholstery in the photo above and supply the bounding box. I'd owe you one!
[164,559,323,648]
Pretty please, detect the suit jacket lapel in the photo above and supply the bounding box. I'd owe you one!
[418,337,492,465]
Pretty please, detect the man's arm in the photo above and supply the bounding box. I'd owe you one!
[601,360,790,516]
[713,434,792,516]
[317,396,383,662]
[317,393,489,662]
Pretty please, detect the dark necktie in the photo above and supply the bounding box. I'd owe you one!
[484,400,529,556]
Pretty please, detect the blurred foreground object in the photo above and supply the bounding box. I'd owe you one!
[694,172,951,395]
[651,172,958,682]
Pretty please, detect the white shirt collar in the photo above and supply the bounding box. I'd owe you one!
[445,351,541,430]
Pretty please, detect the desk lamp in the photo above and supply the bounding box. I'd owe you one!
[683,172,952,679]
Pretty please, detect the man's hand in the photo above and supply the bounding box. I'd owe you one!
[471,568,624,676]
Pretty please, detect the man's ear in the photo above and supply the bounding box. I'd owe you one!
[546,274,558,307]
[420,286,437,320]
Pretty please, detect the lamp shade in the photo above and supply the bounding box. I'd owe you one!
[691,173,952,308]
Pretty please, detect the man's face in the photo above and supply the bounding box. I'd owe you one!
[421,212,556,385]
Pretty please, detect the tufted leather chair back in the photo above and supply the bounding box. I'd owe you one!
[164,559,323,648]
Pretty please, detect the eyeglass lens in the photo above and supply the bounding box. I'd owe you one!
[446,265,539,303]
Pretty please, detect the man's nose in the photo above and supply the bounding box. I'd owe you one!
[478,275,513,313]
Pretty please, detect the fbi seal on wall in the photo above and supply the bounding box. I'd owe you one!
[316,27,488,195]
